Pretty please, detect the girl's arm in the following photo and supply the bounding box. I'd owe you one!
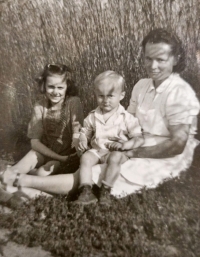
[70,97,84,153]
[31,139,68,162]
[28,102,68,162]
[126,124,190,159]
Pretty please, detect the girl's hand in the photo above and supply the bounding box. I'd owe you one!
[72,121,81,133]
[60,152,78,163]
[60,155,69,162]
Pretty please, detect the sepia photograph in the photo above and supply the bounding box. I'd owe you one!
[0,0,200,256]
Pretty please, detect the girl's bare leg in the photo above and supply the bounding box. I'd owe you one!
[8,150,45,174]
[6,185,52,199]
[17,171,79,195]
[29,161,60,176]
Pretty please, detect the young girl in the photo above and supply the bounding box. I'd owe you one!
[3,64,84,178]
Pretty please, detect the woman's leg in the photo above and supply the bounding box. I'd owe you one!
[29,161,60,176]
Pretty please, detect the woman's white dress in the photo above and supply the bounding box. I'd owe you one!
[92,73,200,197]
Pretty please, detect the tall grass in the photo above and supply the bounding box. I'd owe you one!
[0,0,200,155]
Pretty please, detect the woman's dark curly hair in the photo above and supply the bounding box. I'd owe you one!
[142,28,186,72]
[36,63,78,96]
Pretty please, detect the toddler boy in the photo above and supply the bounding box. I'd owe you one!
[75,71,144,206]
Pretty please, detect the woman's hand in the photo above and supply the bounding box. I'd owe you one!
[124,124,190,159]
[106,124,189,158]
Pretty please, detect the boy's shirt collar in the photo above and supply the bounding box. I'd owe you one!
[91,104,126,124]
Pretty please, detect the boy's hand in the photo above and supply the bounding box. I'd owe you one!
[78,141,88,153]
[105,137,126,151]
[105,142,124,151]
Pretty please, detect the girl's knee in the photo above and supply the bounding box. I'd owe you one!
[36,161,60,176]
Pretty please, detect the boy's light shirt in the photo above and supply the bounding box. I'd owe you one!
[80,104,142,150]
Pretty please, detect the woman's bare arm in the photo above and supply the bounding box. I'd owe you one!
[125,124,190,159]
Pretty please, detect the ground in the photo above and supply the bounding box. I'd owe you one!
[0,228,52,257]
[0,148,200,257]
[0,159,52,257]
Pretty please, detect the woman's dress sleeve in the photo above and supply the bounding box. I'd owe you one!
[166,85,199,126]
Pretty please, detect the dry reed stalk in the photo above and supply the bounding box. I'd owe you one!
[0,0,199,153]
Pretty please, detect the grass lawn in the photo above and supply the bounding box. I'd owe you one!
[0,1,199,256]
[0,147,199,257]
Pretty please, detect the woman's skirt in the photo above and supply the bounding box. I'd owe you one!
[92,137,199,197]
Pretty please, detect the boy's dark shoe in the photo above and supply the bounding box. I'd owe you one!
[99,185,112,206]
[74,185,98,205]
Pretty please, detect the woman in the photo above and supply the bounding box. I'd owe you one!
[1,28,200,200]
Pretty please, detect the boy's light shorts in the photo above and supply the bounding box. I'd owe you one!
[88,148,129,164]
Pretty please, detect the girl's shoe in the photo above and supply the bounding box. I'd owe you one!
[0,187,24,210]
[74,185,97,205]
[0,167,20,187]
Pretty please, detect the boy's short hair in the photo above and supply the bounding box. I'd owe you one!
[94,71,125,91]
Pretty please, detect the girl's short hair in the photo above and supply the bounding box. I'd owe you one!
[36,64,78,96]
[94,70,125,91]
[142,28,186,72]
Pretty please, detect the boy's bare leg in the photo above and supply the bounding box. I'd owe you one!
[99,151,128,206]
[79,151,100,186]
[74,151,99,205]
[103,151,128,187]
